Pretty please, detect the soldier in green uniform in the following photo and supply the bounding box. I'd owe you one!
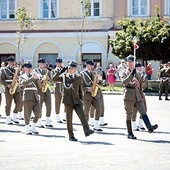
[158,63,170,100]
[35,58,53,128]
[0,56,21,124]
[121,55,158,139]
[52,61,94,141]
[19,62,42,135]
[51,58,66,123]
[80,60,103,131]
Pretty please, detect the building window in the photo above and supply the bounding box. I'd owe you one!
[39,53,58,67]
[165,0,170,15]
[85,0,101,17]
[41,0,58,19]
[129,0,149,16]
[82,53,101,65]
[0,0,15,19]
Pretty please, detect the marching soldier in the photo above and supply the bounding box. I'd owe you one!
[80,60,102,131]
[51,58,66,123]
[35,58,53,128]
[52,61,94,141]
[19,62,41,134]
[131,62,147,131]
[158,63,170,100]
[121,55,158,139]
[89,64,107,127]
[0,56,21,124]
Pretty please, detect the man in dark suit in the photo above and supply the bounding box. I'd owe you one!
[52,61,94,141]
[121,55,158,139]
[19,62,42,135]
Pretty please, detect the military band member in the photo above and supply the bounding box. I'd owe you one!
[121,55,158,139]
[52,61,94,141]
[158,63,170,100]
[89,88,108,127]
[51,58,66,123]
[80,60,102,131]
[18,64,25,120]
[35,58,53,128]
[19,62,41,135]
[0,56,21,124]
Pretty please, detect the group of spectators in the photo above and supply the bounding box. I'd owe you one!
[95,60,156,91]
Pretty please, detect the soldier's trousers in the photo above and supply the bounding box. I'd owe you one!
[83,98,101,121]
[54,92,62,115]
[90,95,104,118]
[64,103,90,138]
[131,100,147,121]
[23,100,40,125]
[39,93,51,117]
[4,92,21,116]
[159,81,169,98]
[124,100,146,121]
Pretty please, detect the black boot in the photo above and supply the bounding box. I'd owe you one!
[126,120,137,139]
[142,114,158,133]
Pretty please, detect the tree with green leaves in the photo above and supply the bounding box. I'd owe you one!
[110,7,170,62]
[15,7,35,59]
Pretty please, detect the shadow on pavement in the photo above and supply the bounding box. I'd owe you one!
[97,131,126,136]
[0,130,21,133]
[138,139,170,144]
[33,134,66,138]
[101,126,126,130]
[79,141,114,145]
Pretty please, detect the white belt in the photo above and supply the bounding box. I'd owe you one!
[5,80,12,82]
[87,87,92,89]
[24,87,37,91]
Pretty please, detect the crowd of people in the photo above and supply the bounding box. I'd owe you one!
[0,55,169,141]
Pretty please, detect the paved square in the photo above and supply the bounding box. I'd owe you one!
[0,93,170,170]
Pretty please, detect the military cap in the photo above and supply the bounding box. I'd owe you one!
[135,62,142,67]
[68,61,78,68]
[24,62,32,68]
[85,60,94,66]
[56,58,62,63]
[126,55,134,62]
[37,58,46,63]
[7,56,15,62]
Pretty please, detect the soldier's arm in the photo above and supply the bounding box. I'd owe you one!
[0,69,9,87]
[80,72,89,93]
[121,71,134,86]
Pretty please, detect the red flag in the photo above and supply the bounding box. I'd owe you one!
[134,44,139,49]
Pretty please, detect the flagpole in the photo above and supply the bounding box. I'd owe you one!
[133,36,137,66]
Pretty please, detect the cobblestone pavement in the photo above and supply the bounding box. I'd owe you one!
[0,93,170,170]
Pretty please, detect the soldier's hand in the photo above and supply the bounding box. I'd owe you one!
[131,68,136,76]
[7,84,12,89]
[60,67,68,73]
[87,87,94,93]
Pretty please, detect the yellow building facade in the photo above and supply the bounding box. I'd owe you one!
[0,0,169,77]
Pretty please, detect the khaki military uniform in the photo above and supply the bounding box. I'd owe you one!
[35,68,52,118]
[51,67,65,122]
[19,73,42,125]
[0,66,21,121]
[159,67,170,100]
[122,69,146,121]
[80,70,102,130]
[53,71,90,138]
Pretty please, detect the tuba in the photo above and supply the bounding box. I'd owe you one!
[91,73,100,97]
[42,69,50,93]
[9,67,19,95]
